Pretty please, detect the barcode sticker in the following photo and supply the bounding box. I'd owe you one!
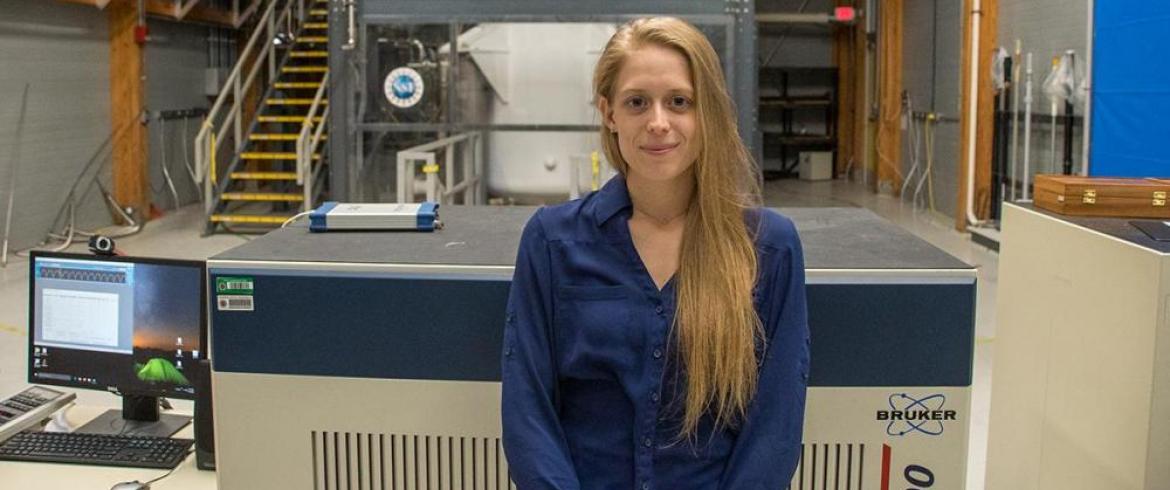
[217,295,254,311]
[216,276,254,295]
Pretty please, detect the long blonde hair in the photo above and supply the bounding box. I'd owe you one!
[593,17,764,439]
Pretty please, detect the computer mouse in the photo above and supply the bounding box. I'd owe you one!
[110,481,149,490]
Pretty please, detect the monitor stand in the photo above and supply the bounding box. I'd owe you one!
[75,394,191,438]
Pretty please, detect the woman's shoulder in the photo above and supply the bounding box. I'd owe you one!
[520,196,600,244]
[746,207,801,252]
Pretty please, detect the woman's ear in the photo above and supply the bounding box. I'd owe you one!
[597,96,617,133]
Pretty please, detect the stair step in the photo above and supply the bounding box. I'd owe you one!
[296,36,329,43]
[258,115,324,123]
[229,172,299,181]
[274,82,323,89]
[290,50,328,58]
[282,66,328,73]
[240,152,321,160]
[267,98,328,106]
[250,133,328,141]
[304,22,328,29]
[222,192,305,202]
[310,9,328,15]
[210,214,294,225]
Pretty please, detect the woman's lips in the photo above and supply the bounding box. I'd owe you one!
[641,143,679,156]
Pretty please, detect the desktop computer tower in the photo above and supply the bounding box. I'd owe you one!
[194,359,215,470]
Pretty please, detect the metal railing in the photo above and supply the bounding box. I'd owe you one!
[296,71,329,211]
[194,0,309,216]
[395,133,485,205]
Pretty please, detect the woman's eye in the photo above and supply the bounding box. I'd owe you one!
[625,96,647,110]
[670,96,692,109]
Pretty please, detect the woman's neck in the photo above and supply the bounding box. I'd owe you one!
[626,170,695,225]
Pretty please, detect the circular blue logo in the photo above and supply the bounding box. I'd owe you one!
[384,67,425,108]
[392,75,416,99]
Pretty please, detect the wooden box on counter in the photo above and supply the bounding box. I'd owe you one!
[1033,174,1170,219]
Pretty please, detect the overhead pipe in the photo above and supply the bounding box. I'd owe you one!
[963,0,984,227]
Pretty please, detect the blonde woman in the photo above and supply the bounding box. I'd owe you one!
[502,17,808,489]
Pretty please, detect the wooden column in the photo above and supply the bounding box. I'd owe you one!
[853,7,869,184]
[108,0,148,218]
[875,0,904,193]
[832,1,856,177]
[956,0,997,231]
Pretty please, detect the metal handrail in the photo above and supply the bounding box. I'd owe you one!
[194,0,307,216]
[395,132,485,205]
[296,71,329,211]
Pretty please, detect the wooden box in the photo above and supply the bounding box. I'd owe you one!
[1033,174,1170,219]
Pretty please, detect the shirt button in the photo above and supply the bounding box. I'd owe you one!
[652,349,662,359]
[651,392,660,402]
[642,483,650,490]
[643,437,652,448]
[654,305,664,315]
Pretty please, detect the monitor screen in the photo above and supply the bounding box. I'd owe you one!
[28,252,206,400]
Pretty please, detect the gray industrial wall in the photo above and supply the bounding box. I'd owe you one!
[901,0,964,219]
[0,0,114,253]
[998,0,1089,178]
[899,0,1089,222]
[0,0,213,254]
[146,21,218,214]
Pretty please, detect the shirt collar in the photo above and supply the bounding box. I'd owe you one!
[591,175,632,227]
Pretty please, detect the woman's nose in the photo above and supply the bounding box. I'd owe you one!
[647,105,670,134]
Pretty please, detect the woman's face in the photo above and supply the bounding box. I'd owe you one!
[599,44,699,185]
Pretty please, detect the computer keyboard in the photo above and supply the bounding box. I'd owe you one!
[0,432,194,469]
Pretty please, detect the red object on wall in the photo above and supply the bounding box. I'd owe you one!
[833,6,857,23]
[134,25,149,44]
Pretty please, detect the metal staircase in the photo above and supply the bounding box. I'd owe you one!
[195,0,330,233]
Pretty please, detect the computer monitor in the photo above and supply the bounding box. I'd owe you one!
[28,251,206,437]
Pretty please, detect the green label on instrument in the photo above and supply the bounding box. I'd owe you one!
[216,276,254,295]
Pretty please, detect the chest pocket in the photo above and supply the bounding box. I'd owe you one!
[555,285,641,375]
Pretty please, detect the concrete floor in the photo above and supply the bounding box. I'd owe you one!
[0,177,998,489]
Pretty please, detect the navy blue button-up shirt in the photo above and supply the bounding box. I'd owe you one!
[502,177,809,490]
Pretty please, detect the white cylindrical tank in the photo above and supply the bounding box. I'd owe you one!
[460,23,617,199]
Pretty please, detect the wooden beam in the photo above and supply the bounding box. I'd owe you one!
[956,0,997,231]
[855,7,869,184]
[144,0,234,26]
[108,0,149,220]
[832,0,855,177]
[875,0,904,193]
[56,0,241,27]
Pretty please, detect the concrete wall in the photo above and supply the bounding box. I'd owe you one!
[999,0,1089,177]
[898,0,1089,222]
[146,20,214,212]
[0,1,214,255]
[900,0,963,218]
[0,0,113,252]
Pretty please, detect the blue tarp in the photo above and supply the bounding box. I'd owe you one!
[1089,2,1170,177]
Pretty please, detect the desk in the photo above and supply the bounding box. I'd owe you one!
[0,403,215,489]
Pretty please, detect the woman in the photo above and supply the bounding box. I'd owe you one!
[502,17,808,490]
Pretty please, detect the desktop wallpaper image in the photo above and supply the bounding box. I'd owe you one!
[129,263,202,389]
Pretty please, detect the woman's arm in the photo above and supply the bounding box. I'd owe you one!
[718,217,810,489]
[501,209,581,490]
